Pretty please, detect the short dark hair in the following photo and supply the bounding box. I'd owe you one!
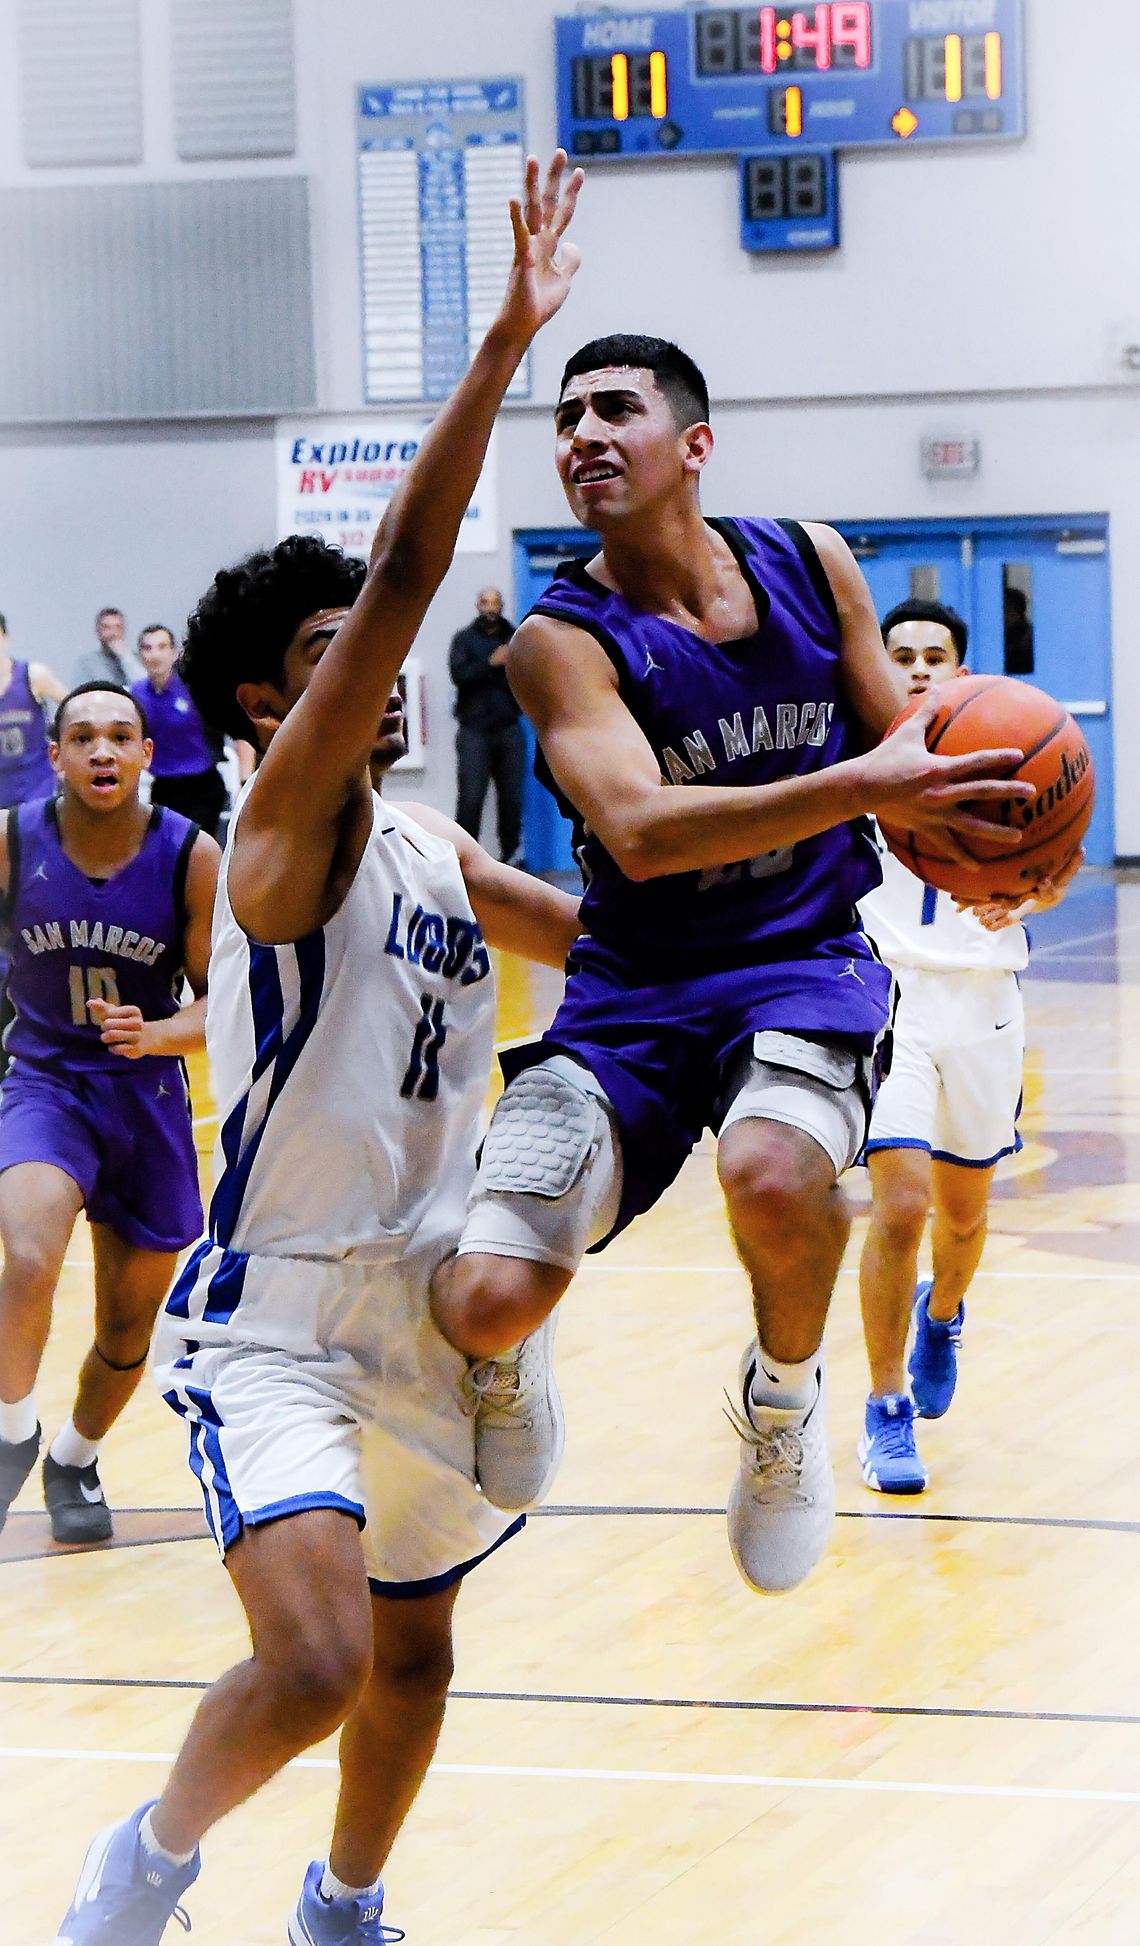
[559,334,710,430]
[96,606,124,622]
[52,681,149,742]
[139,623,176,647]
[881,598,968,663]
[180,535,367,742]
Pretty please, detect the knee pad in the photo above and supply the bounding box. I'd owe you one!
[480,1064,601,1198]
[461,1060,623,1271]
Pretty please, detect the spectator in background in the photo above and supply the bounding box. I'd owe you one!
[132,624,227,837]
[449,586,525,866]
[0,613,67,808]
[1003,586,1035,676]
[75,606,144,689]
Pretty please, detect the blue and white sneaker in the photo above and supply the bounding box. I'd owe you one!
[55,1800,199,1942]
[290,1861,405,1944]
[908,1280,964,1419]
[858,1393,928,1494]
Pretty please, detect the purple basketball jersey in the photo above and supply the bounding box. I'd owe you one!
[531,518,882,973]
[0,661,55,807]
[4,798,197,1071]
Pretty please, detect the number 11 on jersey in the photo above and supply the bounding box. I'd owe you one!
[401,994,448,1101]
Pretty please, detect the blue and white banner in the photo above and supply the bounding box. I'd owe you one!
[276,417,499,557]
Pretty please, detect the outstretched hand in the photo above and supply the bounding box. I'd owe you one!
[498,150,584,347]
[862,689,1035,870]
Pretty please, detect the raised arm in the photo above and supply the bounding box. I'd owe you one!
[88,831,220,1058]
[402,801,581,969]
[509,613,1034,883]
[231,154,582,942]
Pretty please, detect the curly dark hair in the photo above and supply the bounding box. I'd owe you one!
[180,535,368,741]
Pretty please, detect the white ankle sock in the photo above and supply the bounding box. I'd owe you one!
[750,1345,818,1414]
[0,1395,38,1446]
[320,1862,379,1903]
[139,1807,197,1870]
[49,1418,101,1470]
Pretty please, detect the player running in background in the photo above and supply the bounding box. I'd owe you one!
[857,599,1076,1492]
[0,682,217,1545]
[430,334,1033,1597]
[57,151,583,1946]
[0,611,67,809]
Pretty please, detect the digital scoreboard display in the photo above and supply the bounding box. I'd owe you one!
[557,1,1024,158]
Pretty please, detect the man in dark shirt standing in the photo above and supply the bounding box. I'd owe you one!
[449,587,525,865]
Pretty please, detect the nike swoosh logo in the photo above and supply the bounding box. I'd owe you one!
[79,1481,105,1504]
[996,1019,1013,1030]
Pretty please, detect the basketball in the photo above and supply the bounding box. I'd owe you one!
[878,674,1095,899]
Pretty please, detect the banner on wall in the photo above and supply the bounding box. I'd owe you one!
[276,417,499,557]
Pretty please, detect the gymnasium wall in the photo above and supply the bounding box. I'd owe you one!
[0,0,1137,842]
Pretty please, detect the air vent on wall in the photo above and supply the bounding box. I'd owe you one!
[19,0,142,168]
[0,177,316,422]
[172,0,297,161]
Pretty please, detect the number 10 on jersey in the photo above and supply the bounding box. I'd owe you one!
[69,964,121,1027]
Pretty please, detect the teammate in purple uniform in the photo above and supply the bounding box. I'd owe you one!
[0,681,218,1544]
[0,612,67,809]
[133,622,228,838]
[431,334,1033,1594]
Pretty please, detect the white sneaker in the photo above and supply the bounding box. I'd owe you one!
[463,1312,565,1511]
[725,1343,835,1594]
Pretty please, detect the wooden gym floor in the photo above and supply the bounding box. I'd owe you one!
[5,870,1140,1943]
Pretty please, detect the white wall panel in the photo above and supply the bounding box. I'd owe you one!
[19,0,142,167]
[172,0,296,161]
[0,177,315,419]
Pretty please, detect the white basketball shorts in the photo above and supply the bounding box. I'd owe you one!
[864,965,1024,1170]
[152,1244,523,1596]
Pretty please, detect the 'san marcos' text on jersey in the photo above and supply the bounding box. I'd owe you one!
[660,700,835,784]
[17,916,168,966]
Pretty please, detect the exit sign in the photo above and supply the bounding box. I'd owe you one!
[921,436,980,480]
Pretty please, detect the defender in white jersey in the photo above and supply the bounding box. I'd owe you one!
[58,151,584,1946]
[855,601,1077,1494]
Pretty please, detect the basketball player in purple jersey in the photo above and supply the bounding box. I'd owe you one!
[431,334,1032,1595]
[0,612,67,808]
[0,682,218,1545]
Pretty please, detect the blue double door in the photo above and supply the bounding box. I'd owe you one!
[514,516,1114,871]
[836,517,1113,865]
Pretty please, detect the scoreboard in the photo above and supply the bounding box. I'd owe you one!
[556,2,1025,161]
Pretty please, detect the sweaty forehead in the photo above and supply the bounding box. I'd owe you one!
[558,366,661,407]
[60,694,143,735]
[885,620,956,656]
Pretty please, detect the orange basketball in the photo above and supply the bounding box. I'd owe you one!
[877,674,1095,899]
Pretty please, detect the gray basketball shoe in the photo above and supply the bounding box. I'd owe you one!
[463,1312,565,1511]
[725,1343,835,1593]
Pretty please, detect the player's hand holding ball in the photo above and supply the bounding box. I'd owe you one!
[868,676,1094,900]
[860,684,1033,869]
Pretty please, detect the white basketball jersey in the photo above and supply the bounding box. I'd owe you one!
[860,832,1028,974]
[206,793,496,1262]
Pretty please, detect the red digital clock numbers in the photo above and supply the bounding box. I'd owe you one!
[759,5,873,75]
